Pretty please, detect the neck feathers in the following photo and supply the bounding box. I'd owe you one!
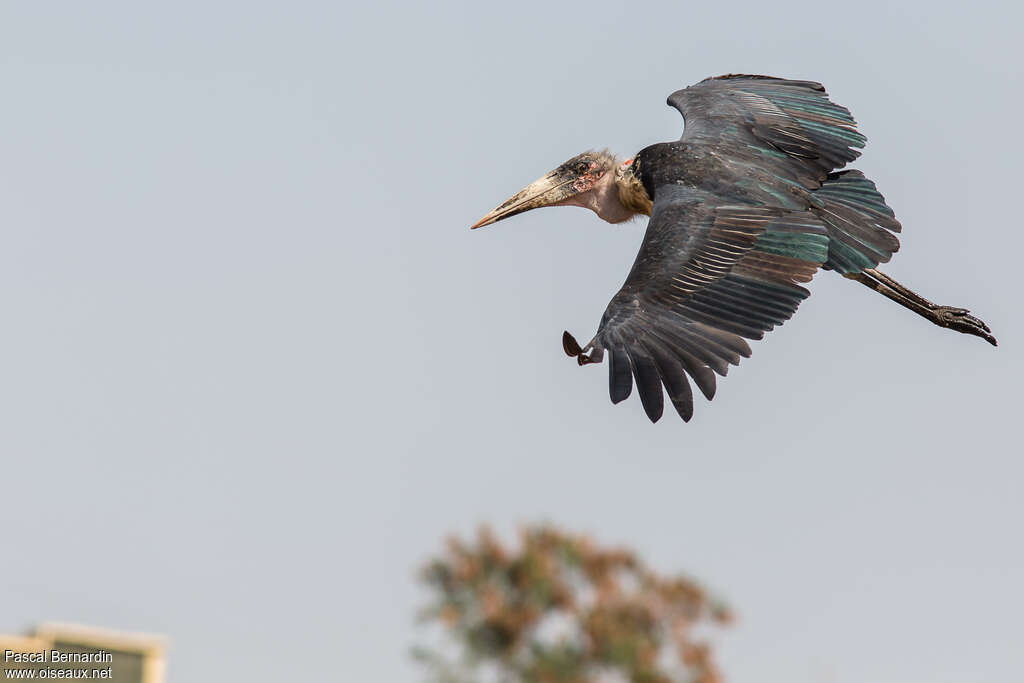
[615,162,653,217]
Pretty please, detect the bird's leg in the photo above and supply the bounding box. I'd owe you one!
[562,331,603,365]
[847,268,997,346]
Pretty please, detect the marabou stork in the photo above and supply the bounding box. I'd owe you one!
[472,75,996,423]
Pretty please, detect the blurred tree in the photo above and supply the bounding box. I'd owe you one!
[414,525,732,683]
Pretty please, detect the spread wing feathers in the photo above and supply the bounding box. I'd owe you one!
[814,170,903,273]
[668,75,866,188]
[591,192,829,422]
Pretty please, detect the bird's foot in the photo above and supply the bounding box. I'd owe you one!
[853,269,998,347]
[929,306,997,346]
[562,331,602,365]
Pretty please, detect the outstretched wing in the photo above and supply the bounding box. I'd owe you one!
[668,74,866,189]
[585,186,830,422]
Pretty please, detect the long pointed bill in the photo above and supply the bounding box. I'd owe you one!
[471,165,583,229]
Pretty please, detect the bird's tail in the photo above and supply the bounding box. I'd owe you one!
[812,170,903,274]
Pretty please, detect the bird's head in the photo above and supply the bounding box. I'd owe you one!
[471,150,624,229]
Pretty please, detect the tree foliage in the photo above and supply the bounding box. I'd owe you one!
[415,525,731,683]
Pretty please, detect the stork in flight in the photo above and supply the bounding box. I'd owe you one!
[472,75,996,423]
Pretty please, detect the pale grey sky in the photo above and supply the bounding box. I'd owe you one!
[1,2,1021,682]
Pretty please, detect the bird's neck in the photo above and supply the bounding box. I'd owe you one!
[562,163,650,224]
[614,161,653,219]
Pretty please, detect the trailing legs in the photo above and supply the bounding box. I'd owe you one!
[848,268,997,346]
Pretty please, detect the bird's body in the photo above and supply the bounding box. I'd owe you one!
[473,75,995,422]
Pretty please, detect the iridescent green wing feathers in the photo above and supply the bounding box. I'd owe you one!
[668,75,901,273]
[815,170,902,273]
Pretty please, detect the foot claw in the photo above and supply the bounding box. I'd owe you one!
[933,306,998,346]
[562,331,582,357]
[562,330,603,364]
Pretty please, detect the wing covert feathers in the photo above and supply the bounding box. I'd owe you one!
[668,75,866,186]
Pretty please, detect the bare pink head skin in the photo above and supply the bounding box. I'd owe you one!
[471,151,649,229]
